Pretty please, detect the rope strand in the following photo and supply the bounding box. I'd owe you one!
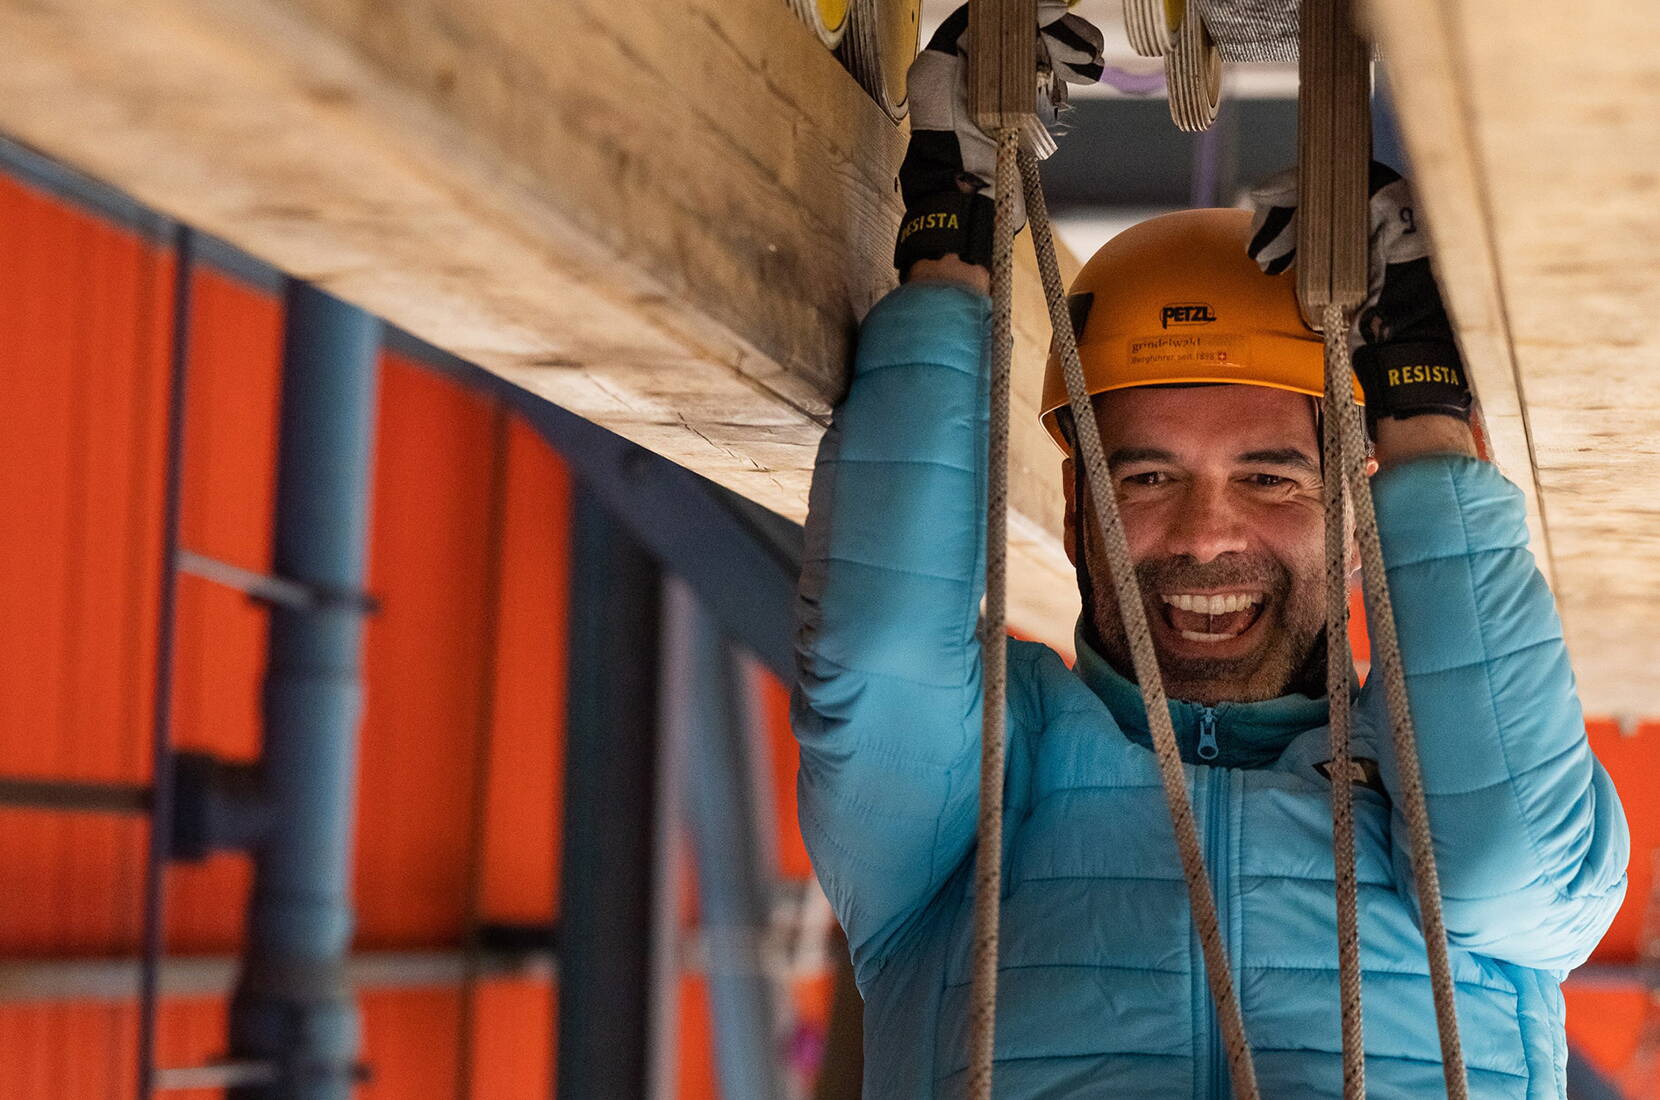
[1019,148,1260,1100]
[1321,306,1366,1100]
[972,136,1462,1100]
[966,126,1022,1100]
[1324,302,1469,1097]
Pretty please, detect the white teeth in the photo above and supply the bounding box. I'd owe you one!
[1179,629,1240,642]
[1161,592,1263,615]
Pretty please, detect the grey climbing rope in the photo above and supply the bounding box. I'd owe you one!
[1321,303,1470,1098]
[967,126,1022,1100]
[1320,306,1367,1100]
[1299,0,1466,1085]
[969,9,1465,1094]
[1018,147,1261,1100]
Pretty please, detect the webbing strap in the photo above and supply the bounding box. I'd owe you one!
[1299,0,1468,1090]
[1019,147,1261,1100]
[966,126,1021,1100]
[1299,0,1372,1089]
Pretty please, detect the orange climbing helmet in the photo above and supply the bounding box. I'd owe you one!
[1038,207,1360,452]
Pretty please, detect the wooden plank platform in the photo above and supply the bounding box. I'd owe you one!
[0,0,1081,652]
[7,0,1651,712]
[1366,0,1660,715]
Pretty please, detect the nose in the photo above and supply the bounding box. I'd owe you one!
[1163,480,1249,564]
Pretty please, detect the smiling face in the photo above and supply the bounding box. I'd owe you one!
[1062,384,1330,705]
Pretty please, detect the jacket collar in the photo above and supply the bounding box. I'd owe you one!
[1071,620,1344,769]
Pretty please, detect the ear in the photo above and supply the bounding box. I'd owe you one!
[1061,455,1078,566]
[1346,456,1379,576]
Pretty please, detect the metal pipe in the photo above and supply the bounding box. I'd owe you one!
[1563,964,1660,992]
[455,407,511,1100]
[0,950,557,1004]
[557,486,661,1098]
[1565,1044,1626,1100]
[0,776,151,814]
[138,223,194,1100]
[669,581,786,1100]
[157,1062,282,1091]
[227,281,380,1100]
[175,548,377,614]
[647,579,691,1100]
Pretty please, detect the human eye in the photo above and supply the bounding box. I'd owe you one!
[1244,472,1289,488]
[1121,470,1169,488]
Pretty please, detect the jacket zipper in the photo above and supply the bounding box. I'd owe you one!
[1208,757,1230,1098]
[1191,706,1229,1099]
[1197,708,1220,761]
[1191,762,1212,1100]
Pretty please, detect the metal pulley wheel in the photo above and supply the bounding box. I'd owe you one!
[1123,0,1182,57]
[840,0,922,121]
[1164,0,1222,131]
[790,0,852,49]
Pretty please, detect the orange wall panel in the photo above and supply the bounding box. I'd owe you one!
[466,978,555,1099]
[0,998,231,1100]
[479,418,569,926]
[354,356,498,948]
[164,267,286,958]
[755,668,812,883]
[0,174,172,968]
[1583,720,1660,963]
[0,157,850,1099]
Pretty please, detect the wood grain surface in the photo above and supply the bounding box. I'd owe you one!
[0,0,1082,653]
[1367,0,1660,714]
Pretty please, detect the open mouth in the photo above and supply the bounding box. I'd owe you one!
[1159,591,1266,643]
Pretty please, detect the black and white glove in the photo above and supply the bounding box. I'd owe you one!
[894,1,1104,276]
[1247,161,1473,433]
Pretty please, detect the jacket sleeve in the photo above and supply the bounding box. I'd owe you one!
[1363,454,1629,971]
[792,282,991,982]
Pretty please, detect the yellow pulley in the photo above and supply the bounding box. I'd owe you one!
[840,0,922,121]
[789,0,851,49]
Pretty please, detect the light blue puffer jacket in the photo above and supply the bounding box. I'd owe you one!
[792,282,1629,1098]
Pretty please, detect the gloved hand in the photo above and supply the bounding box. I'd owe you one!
[894,1,1104,276]
[1246,161,1473,431]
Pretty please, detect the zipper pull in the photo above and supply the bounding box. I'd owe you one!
[1196,708,1220,761]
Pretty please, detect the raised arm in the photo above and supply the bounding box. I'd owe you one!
[1365,454,1628,971]
[790,3,1102,983]
[1250,161,1631,969]
[792,281,991,981]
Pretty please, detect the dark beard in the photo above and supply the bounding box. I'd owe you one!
[1085,551,1328,703]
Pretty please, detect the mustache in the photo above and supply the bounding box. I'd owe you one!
[1132,553,1291,600]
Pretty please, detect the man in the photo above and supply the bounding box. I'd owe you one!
[791,7,1629,1097]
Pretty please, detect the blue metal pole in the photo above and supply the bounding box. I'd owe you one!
[138,223,193,1100]
[1565,1043,1625,1100]
[228,281,380,1099]
[668,581,785,1100]
[557,485,660,1098]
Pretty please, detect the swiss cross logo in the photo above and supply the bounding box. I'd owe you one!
[1314,757,1388,798]
[1161,302,1218,328]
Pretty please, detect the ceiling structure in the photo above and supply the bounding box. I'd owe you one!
[1366,0,1660,716]
[0,0,1656,716]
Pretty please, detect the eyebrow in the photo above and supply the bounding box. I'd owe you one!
[1106,447,1178,468]
[1106,446,1320,475]
[1237,448,1320,474]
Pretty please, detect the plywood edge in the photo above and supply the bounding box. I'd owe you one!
[1364,0,1555,582]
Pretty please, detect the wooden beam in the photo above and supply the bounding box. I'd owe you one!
[0,0,1079,651]
[1365,0,1660,715]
